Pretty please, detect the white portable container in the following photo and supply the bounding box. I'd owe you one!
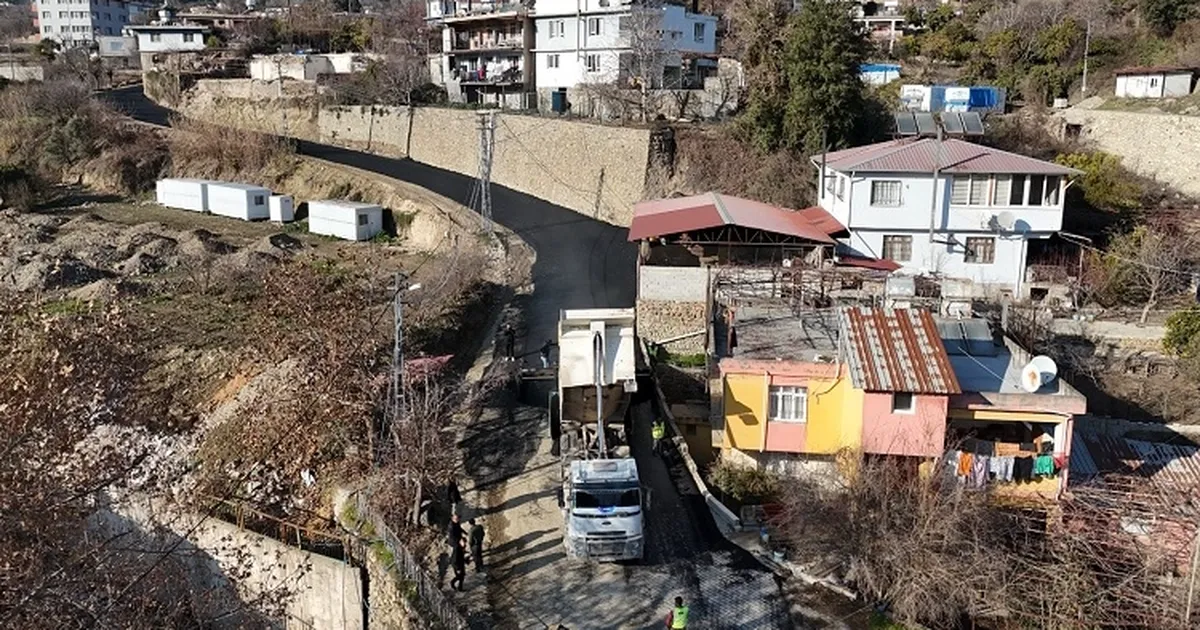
[206,182,271,221]
[307,200,384,241]
[269,195,295,223]
[155,178,213,212]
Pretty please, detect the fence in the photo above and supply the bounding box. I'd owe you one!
[355,494,471,630]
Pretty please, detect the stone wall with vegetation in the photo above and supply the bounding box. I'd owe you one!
[1058,108,1200,199]
[155,78,653,226]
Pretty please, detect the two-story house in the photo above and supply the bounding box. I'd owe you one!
[531,0,717,107]
[429,0,534,107]
[720,306,961,477]
[720,305,1086,502]
[812,138,1082,298]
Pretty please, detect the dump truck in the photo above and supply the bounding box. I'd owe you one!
[552,308,644,562]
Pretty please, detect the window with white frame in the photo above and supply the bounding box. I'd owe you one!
[42,11,50,18]
[768,386,807,422]
[546,53,560,68]
[950,174,989,206]
[882,235,912,262]
[964,237,995,264]
[588,17,602,36]
[183,32,194,42]
[891,392,914,413]
[870,180,902,206]
[585,53,600,73]
[44,25,52,32]
[150,32,161,42]
[693,22,705,42]
[549,19,564,38]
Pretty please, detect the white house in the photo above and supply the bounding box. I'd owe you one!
[1114,66,1197,99]
[123,24,208,53]
[812,138,1082,298]
[532,0,717,99]
[33,0,153,49]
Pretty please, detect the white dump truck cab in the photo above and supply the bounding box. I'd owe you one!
[564,459,644,561]
[556,308,644,562]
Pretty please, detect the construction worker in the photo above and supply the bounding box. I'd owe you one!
[665,596,689,629]
[651,419,666,456]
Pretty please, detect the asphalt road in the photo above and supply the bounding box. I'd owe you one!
[104,86,791,628]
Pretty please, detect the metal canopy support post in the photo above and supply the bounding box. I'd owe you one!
[593,330,606,458]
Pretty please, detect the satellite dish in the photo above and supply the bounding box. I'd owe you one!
[1020,355,1058,393]
[989,211,1017,232]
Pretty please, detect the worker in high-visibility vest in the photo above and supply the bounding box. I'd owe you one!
[665,596,689,629]
[651,419,666,456]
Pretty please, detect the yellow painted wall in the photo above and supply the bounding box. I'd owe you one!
[723,374,765,451]
[805,376,863,454]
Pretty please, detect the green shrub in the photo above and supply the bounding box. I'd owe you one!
[1055,152,1143,213]
[1164,309,1200,356]
[710,458,781,503]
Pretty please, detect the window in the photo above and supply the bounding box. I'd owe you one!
[1149,76,1159,88]
[1009,174,1027,205]
[588,17,601,36]
[104,12,110,20]
[546,53,559,68]
[183,32,194,42]
[882,235,912,262]
[964,237,995,264]
[891,392,914,414]
[1043,175,1061,205]
[768,386,807,422]
[950,174,989,206]
[59,11,67,17]
[150,33,160,42]
[357,214,369,226]
[253,195,265,205]
[548,19,563,38]
[693,22,705,42]
[870,180,902,206]
[44,25,53,32]
[991,174,1011,206]
[42,11,50,18]
[585,53,600,73]
[103,26,111,34]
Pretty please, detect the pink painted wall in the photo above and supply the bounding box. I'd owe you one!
[860,393,948,457]
[764,421,808,453]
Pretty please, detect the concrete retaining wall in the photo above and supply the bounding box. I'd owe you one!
[1058,108,1200,199]
[94,498,364,630]
[162,78,653,226]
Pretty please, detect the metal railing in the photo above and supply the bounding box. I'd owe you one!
[356,495,470,630]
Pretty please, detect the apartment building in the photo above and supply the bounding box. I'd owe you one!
[432,0,534,108]
[32,0,152,49]
[426,0,718,110]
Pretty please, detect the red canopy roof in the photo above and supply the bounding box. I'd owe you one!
[627,193,845,244]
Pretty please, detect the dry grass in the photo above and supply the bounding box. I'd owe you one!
[659,126,816,209]
[168,116,299,183]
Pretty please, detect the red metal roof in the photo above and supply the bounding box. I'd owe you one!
[835,254,902,272]
[839,307,961,394]
[1114,65,1197,76]
[627,192,845,243]
[812,138,1082,176]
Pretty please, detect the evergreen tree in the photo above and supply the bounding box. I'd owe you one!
[737,0,870,154]
[1140,0,1197,36]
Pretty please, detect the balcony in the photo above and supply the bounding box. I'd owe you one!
[450,35,524,52]
[454,67,523,85]
[442,0,529,22]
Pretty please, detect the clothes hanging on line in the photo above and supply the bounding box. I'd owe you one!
[957,452,973,477]
[989,455,1014,483]
[970,454,990,488]
[1033,454,1055,477]
[1013,456,1034,483]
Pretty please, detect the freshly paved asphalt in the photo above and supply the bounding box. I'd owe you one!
[104,86,792,628]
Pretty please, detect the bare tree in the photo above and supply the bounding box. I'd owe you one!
[1099,220,1193,324]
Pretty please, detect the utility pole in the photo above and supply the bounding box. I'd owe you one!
[1081,19,1091,98]
[475,110,496,233]
[390,272,407,432]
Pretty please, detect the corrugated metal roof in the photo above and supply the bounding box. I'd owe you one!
[839,307,961,394]
[1075,429,1200,504]
[811,138,1083,176]
[627,192,845,243]
[1115,65,1197,76]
